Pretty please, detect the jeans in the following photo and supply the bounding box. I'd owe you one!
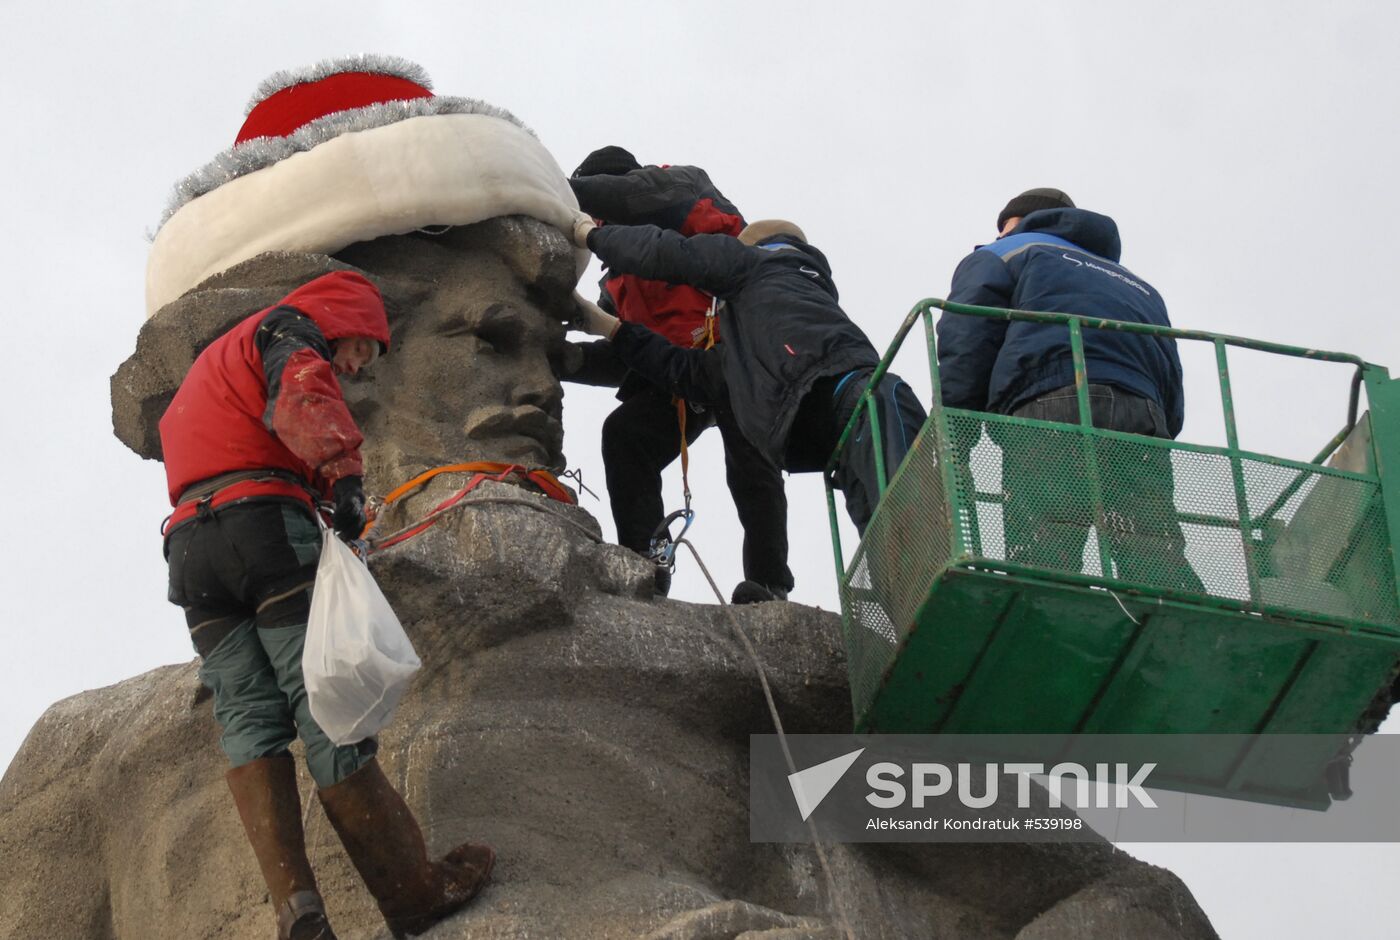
[999,384,1204,593]
[802,369,928,535]
[166,500,376,787]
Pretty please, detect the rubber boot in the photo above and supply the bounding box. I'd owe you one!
[318,758,495,938]
[226,755,337,940]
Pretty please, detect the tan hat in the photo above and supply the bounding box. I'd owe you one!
[738,219,807,247]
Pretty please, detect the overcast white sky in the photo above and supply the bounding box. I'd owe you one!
[2,2,1398,937]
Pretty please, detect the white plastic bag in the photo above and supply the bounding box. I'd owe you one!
[304,530,421,745]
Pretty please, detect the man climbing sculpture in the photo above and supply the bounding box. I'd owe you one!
[144,54,593,940]
[160,271,494,940]
[561,147,794,603]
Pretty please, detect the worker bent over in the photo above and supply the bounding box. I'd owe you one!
[568,215,927,546]
[160,271,493,939]
[562,147,794,604]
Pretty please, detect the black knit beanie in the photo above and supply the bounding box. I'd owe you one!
[573,146,641,178]
[997,188,1075,231]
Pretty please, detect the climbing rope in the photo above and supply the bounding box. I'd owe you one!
[675,294,719,513]
[362,461,575,554]
[651,296,721,572]
[676,537,856,940]
[676,398,695,512]
[351,456,853,935]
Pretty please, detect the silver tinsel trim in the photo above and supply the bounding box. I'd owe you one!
[159,95,534,228]
[246,54,434,114]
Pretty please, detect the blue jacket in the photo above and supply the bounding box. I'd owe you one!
[938,208,1185,436]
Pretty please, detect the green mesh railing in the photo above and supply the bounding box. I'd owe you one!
[826,300,1400,720]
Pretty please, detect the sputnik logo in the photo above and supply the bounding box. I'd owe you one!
[788,748,865,821]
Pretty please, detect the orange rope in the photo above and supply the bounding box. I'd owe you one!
[677,400,692,508]
[362,461,575,546]
[674,295,720,511]
[378,461,574,508]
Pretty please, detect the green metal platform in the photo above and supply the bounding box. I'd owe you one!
[826,300,1400,808]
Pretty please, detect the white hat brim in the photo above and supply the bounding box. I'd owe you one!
[146,113,586,317]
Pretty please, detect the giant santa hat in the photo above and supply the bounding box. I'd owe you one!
[146,54,585,317]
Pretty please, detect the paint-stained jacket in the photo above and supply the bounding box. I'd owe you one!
[159,271,390,528]
[589,224,881,468]
[939,208,1185,435]
[571,164,744,349]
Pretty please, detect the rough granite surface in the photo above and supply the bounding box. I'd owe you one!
[0,491,1218,939]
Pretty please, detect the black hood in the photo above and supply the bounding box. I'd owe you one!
[1015,208,1122,262]
[759,235,839,301]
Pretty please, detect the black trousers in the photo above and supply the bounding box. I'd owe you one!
[602,386,794,590]
[165,500,321,657]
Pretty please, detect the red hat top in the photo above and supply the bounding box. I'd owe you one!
[235,60,434,145]
[147,54,580,318]
[158,55,532,229]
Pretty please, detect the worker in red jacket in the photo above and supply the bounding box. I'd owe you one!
[161,270,493,940]
[564,147,794,603]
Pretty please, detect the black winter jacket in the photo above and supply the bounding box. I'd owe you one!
[570,164,746,396]
[939,208,1186,435]
[589,225,881,468]
[569,165,742,232]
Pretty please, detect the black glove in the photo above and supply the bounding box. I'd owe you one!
[331,475,367,542]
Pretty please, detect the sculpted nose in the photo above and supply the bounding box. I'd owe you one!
[512,360,562,414]
[513,374,562,414]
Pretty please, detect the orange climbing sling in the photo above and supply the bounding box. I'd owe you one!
[363,461,575,552]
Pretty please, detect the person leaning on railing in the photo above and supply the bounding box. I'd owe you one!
[936,188,1203,593]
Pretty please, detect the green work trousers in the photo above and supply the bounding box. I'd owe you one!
[168,500,375,788]
[199,618,375,788]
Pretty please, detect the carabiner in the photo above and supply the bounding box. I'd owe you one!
[648,508,695,570]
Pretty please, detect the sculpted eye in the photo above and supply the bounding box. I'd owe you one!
[475,303,523,354]
[435,313,475,339]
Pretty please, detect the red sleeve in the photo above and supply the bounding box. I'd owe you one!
[269,347,364,485]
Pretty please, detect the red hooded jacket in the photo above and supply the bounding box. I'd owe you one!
[159,271,391,529]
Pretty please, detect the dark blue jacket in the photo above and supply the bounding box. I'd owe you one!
[938,208,1185,436]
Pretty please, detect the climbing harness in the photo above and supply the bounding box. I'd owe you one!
[361,461,575,554]
[676,537,856,940]
[700,293,720,351]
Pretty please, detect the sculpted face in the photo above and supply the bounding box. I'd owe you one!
[333,219,575,484]
[112,215,580,517]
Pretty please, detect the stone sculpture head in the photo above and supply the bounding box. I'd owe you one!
[334,220,575,477]
[112,56,589,511]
